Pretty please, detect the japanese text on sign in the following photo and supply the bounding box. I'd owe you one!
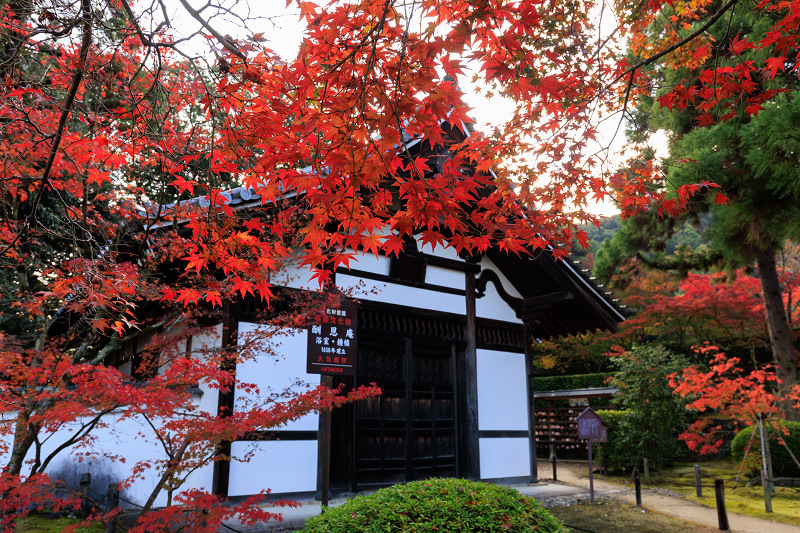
[576,407,608,442]
[307,298,358,376]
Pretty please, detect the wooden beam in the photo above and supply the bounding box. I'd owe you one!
[461,264,480,480]
[212,301,239,497]
[521,291,573,322]
[524,324,539,483]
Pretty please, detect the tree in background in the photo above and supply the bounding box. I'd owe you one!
[599,4,800,416]
[531,267,776,374]
[0,2,382,527]
[670,344,798,455]
[630,271,770,360]
[602,345,691,469]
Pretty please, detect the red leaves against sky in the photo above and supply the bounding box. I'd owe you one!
[8,0,795,312]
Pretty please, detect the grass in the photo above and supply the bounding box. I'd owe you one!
[548,500,718,533]
[600,458,800,527]
[17,514,105,533]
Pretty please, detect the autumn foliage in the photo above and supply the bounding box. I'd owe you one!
[2,0,800,529]
[671,344,800,455]
[531,268,783,374]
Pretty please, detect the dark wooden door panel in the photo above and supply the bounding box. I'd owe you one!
[354,338,457,489]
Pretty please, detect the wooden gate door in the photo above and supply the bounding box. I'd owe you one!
[353,337,458,490]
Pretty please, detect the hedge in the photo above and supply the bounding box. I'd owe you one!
[594,409,629,471]
[532,372,617,392]
[731,421,800,477]
[299,478,567,533]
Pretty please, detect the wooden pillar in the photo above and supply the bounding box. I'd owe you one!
[212,301,238,497]
[316,374,333,504]
[524,323,539,483]
[462,264,480,480]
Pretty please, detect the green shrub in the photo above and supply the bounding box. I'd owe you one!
[299,478,567,533]
[731,421,800,477]
[595,409,630,472]
[605,345,690,468]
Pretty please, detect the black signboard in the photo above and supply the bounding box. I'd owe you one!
[307,298,358,376]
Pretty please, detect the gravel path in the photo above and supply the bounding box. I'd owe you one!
[547,461,800,533]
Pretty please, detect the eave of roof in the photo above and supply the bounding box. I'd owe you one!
[532,387,619,399]
[486,248,625,339]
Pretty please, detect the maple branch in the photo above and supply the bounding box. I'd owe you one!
[177,0,246,61]
[607,0,739,91]
[603,0,739,152]
[139,423,192,515]
[0,0,93,257]
[34,409,117,475]
[120,0,175,48]
[87,315,177,366]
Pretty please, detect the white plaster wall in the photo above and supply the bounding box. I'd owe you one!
[236,323,320,432]
[0,322,235,508]
[479,438,531,479]
[477,349,528,431]
[418,242,462,261]
[193,323,223,352]
[424,264,465,289]
[336,273,466,315]
[228,440,318,496]
[187,324,224,415]
[478,257,524,298]
[0,412,216,508]
[475,283,519,323]
[344,251,388,276]
[269,261,326,291]
[269,248,521,323]
[475,257,523,323]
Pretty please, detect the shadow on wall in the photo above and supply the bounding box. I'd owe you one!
[48,459,127,510]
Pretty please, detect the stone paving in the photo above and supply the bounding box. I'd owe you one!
[223,464,800,533]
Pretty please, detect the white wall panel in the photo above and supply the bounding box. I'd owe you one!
[346,252,389,276]
[270,263,324,291]
[418,243,461,261]
[228,440,318,496]
[236,323,320,432]
[475,257,523,322]
[479,438,530,479]
[336,273,466,315]
[479,257,524,298]
[0,413,216,508]
[477,349,528,431]
[424,264,464,289]
[475,284,519,322]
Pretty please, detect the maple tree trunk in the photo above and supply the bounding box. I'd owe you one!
[755,245,800,422]
[1,413,36,527]
[6,410,38,478]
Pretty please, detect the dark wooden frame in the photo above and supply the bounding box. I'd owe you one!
[212,301,240,497]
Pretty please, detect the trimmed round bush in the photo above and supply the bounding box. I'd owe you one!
[731,421,800,477]
[300,478,567,533]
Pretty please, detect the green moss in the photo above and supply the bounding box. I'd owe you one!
[300,478,567,533]
[18,514,104,533]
